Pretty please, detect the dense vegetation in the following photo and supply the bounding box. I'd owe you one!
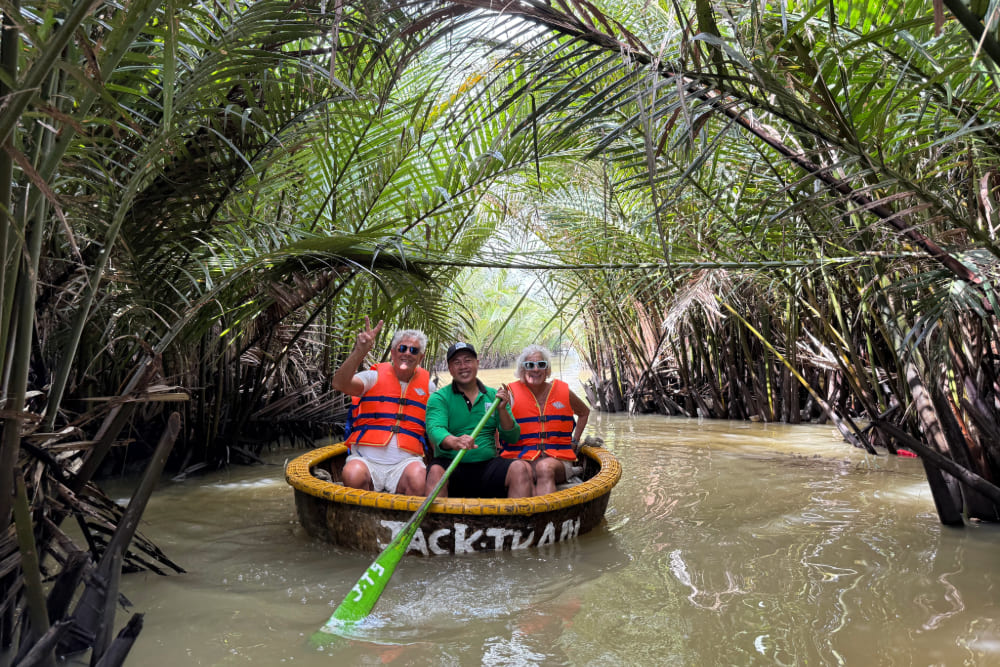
[2,0,1000,662]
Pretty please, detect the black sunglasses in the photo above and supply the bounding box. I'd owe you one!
[396,344,421,354]
[522,360,549,370]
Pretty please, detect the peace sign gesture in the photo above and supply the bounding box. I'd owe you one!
[355,316,384,353]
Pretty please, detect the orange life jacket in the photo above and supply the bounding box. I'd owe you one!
[345,363,430,456]
[503,379,576,461]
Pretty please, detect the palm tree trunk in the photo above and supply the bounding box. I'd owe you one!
[0,1,18,382]
[12,470,54,667]
[0,163,49,525]
[0,0,98,147]
[943,0,1000,67]
[930,386,999,520]
[786,296,801,423]
[904,360,964,525]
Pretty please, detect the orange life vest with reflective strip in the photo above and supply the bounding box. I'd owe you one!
[345,363,430,456]
[503,379,576,461]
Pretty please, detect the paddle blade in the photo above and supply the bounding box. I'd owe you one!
[310,543,406,643]
[331,548,404,623]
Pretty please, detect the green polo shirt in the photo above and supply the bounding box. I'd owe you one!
[425,380,520,463]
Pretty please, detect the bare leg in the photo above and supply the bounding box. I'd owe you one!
[396,461,427,496]
[342,459,373,490]
[424,463,448,497]
[533,456,567,495]
[506,460,534,498]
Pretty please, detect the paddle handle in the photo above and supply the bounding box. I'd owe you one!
[421,391,501,499]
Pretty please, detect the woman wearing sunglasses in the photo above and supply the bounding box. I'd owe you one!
[502,345,591,495]
[331,316,434,495]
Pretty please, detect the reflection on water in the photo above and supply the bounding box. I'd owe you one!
[113,370,1000,666]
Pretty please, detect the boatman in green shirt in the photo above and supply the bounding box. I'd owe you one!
[424,342,534,498]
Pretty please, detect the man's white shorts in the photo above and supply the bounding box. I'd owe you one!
[346,454,425,493]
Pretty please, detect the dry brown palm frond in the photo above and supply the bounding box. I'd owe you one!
[661,269,732,337]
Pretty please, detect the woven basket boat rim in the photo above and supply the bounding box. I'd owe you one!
[285,442,621,515]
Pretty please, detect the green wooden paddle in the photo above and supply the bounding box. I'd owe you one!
[312,397,501,642]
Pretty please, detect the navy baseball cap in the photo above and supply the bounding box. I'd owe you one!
[446,342,477,362]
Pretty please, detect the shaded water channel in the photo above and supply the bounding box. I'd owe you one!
[111,366,1000,665]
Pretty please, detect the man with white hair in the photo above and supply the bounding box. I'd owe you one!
[331,317,434,495]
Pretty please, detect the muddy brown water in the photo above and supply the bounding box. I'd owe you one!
[104,365,1000,665]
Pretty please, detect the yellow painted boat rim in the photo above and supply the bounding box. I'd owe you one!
[285,443,622,516]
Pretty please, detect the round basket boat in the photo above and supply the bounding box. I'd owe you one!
[286,443,621,555]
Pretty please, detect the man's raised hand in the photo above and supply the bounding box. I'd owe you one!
[356,316,384,352]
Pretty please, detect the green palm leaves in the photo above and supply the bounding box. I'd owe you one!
[403,1,1000,520]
